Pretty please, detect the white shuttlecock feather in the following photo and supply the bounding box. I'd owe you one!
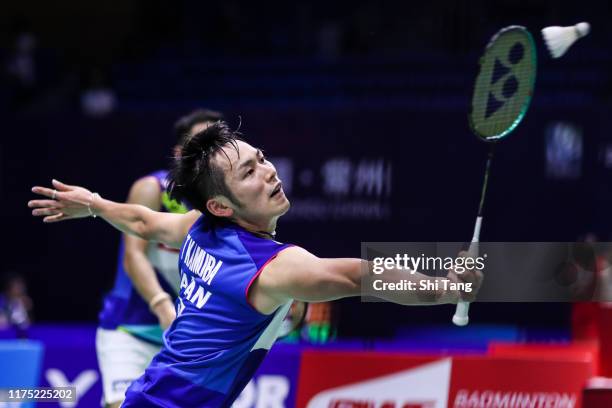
[542,22,590,58]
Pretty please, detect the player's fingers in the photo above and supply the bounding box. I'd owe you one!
[28,199,60,209]
[32,208,62,217]
[31,186,57,199]
[446,270,460,283]
[52,179,75,191]
[459,269,483,287]
[43,213,66,223]
[457,267,477,283]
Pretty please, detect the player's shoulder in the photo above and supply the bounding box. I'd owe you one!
[273,245,310,259]
[131,175,162,194]
[255,246,319,304]
[127,175,163,208]
[133,169,168,191]
[264,246,315,273]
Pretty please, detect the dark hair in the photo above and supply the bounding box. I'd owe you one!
[169,121,242,222]
[173,109,225,144]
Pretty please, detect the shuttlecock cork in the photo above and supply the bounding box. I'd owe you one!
[542,22,590,58]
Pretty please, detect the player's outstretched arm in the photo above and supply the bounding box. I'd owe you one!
[251,247,482,314]
[29,179,199,249]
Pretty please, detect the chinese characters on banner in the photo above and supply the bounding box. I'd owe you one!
[271,156,393,221]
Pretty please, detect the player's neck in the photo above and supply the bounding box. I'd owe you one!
[233,217,278,239]
[254,230,276,239]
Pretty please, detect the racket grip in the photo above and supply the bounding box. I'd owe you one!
[452,301,470,326]
[452,216,482,326]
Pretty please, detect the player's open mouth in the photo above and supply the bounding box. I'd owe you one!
[270,183,283,198]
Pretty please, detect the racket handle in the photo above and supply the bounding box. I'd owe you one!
[469,215,483,252]
[452,302,470,326]
[452,216,482,326]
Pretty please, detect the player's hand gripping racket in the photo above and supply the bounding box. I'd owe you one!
[452,26,537,326]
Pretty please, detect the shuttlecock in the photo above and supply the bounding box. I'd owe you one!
[541,22,590,58]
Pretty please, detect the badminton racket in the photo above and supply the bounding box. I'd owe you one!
[453,26,537,326]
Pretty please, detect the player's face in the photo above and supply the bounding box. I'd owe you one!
[214,140,290,225]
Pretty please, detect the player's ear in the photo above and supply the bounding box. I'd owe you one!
[206,197,234,218]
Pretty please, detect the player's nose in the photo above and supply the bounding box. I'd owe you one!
[265,162,278,182]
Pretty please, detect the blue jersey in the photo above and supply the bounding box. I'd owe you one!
[123,217,292,407]
[98,170,188,344]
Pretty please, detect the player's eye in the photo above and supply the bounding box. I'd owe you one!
[244,168,254,178]
[257,150,266,163]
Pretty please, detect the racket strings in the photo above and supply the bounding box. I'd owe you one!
[470,27,536,140]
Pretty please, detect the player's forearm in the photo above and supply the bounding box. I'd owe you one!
[293,258,460,304]
[304,258,363,302]
[124,249,167,303]
[124,249,176,328]
[94,197,159,240]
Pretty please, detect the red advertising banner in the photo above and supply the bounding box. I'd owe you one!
[599,304,612,377]
[296,351,594,408]
[488,341,599,375]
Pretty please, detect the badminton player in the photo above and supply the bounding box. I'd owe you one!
[96,109,223,408]
[29,122,482,407]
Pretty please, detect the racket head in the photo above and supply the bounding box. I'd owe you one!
[469,26,537,142]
